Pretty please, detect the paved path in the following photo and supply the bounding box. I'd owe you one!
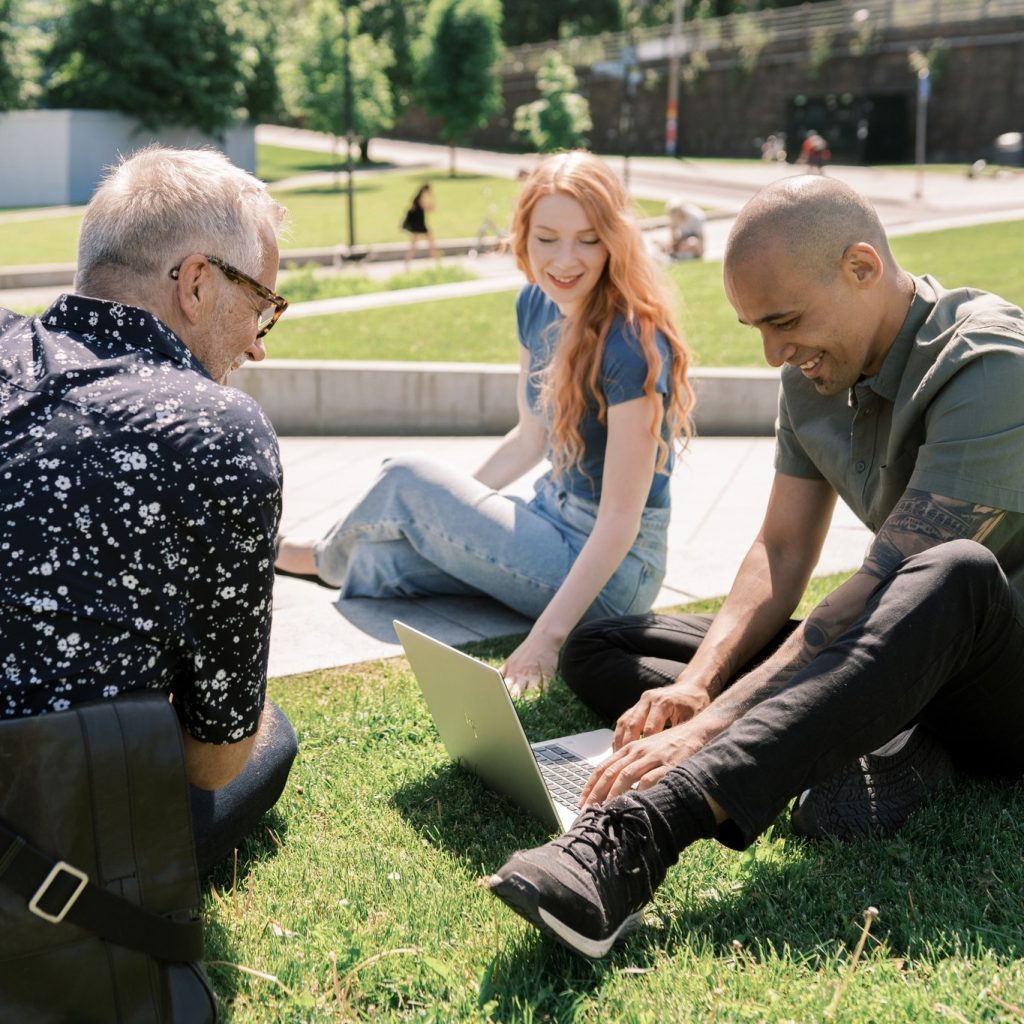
[268,435,872,679]
[258,125,1024,220]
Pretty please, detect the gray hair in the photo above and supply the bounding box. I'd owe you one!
[76,145,286,295]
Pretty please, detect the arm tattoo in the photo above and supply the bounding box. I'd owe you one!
[699,489,1007,734]
[862,489,1006,581]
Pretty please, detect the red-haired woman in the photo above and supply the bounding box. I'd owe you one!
[276,151,694,694]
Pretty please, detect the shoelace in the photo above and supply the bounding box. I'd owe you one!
[558,804,657,893]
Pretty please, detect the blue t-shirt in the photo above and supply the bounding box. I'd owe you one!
[516,284,674,508]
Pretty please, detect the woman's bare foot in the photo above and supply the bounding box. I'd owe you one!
[274,537,318,577]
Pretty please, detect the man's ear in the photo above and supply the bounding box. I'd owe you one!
[172,254,209,327]
[841,242,883,287]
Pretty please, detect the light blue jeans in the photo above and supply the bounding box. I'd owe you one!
[313,455,670,621]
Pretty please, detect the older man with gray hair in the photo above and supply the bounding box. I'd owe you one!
[0,146,296,873]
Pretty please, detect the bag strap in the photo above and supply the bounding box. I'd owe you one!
[0,820,204,963]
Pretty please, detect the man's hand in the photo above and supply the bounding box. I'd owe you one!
[580,724,707,806]
[501,632,560,697]
[613,680,710,749]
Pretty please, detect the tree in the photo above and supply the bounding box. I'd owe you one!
[221,0,285,125]
[513,50,591,152]
[42,0,247,134]
[501,0,621,47]
[280,0,395,164]
[358,0,428,113]
[0,0,21,109]
[415,0,504,176]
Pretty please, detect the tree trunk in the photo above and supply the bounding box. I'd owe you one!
[449,143,457,177]
[359,138,370,164]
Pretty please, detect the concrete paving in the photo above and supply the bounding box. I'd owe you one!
[268,435,872,679]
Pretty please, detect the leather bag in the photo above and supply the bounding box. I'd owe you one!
[0,693,218,1023]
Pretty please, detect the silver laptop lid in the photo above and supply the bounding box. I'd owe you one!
[393,620,562,831]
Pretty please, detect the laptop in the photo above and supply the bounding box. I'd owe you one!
[394,620,613,832]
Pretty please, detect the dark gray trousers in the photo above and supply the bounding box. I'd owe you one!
[189,699,297,874]
[561,540,1024,849]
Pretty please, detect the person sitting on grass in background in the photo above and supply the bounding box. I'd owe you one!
[402,182,439,268]
[486,174,1024,958]
[276,151,694,695]
[660,198,705,261]
[0,146,297,875]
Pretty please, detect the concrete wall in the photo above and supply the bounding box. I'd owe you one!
[394,14,1024,162]
[230,360,781,437]
[0,110,256,208]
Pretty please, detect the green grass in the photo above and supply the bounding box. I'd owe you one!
[257,143,380,184]
[279,264,477,304]
[275,172,520,249]
[275,172,662,251]
[270,289,518,362]
[0,211,83,266]
[270,219,1024,366]
[203,573,1024,1021]
[0,150,664,265]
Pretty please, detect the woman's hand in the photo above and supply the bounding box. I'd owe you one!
[500,632,561,697]
[612,680,710,749]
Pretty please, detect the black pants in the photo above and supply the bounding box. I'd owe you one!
[561,540,1024,849]
[189,699,297,874]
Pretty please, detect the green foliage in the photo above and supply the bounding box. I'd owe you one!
[513,50,591,152]
[42,0,248,133]
[280,0,395,146]
[0,0,18,110]
[357,0,428,112]
[414,0,504,169]
[501,0,621,46]
[222,0,284,124]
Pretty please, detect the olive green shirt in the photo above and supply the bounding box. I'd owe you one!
[775,274,1024,597]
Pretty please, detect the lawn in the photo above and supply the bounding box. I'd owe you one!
[269,220,1024,367]
[0,147,664,266]
[258,143,379,184]
[274,171,663,251]
[203,573,1024,1021]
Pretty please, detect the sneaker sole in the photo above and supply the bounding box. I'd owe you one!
[791,725,957,840]
[489,871,641,959]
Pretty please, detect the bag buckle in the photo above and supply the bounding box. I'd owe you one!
[28,860,89,924]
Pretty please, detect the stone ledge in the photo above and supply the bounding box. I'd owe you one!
[231,360,780,437]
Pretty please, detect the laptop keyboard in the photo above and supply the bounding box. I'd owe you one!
[534,743,594,806]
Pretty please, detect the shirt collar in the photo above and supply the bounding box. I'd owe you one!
[41,294,209,376]
[855,274,935,404]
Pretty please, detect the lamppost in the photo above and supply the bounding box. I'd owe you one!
[342,0,356,250]
[908,47,931,201]
[665,0,684,156]
[914,67,930,200]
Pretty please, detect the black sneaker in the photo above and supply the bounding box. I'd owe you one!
[790,724,958,840]
[486,794,671,958]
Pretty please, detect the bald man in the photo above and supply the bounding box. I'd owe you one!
[486,176,1024,958]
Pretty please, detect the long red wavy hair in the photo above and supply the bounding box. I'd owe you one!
[510,151,694,482]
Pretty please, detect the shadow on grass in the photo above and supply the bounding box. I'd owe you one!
[261,158,393,184]
[472,777,1024,1023]
[399,745,1022,1022]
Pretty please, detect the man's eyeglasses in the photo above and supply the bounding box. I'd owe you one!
[170,254,288,338]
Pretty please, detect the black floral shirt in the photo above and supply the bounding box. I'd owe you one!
[0,295,281,744]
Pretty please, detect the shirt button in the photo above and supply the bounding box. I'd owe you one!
[855,460,866,472]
